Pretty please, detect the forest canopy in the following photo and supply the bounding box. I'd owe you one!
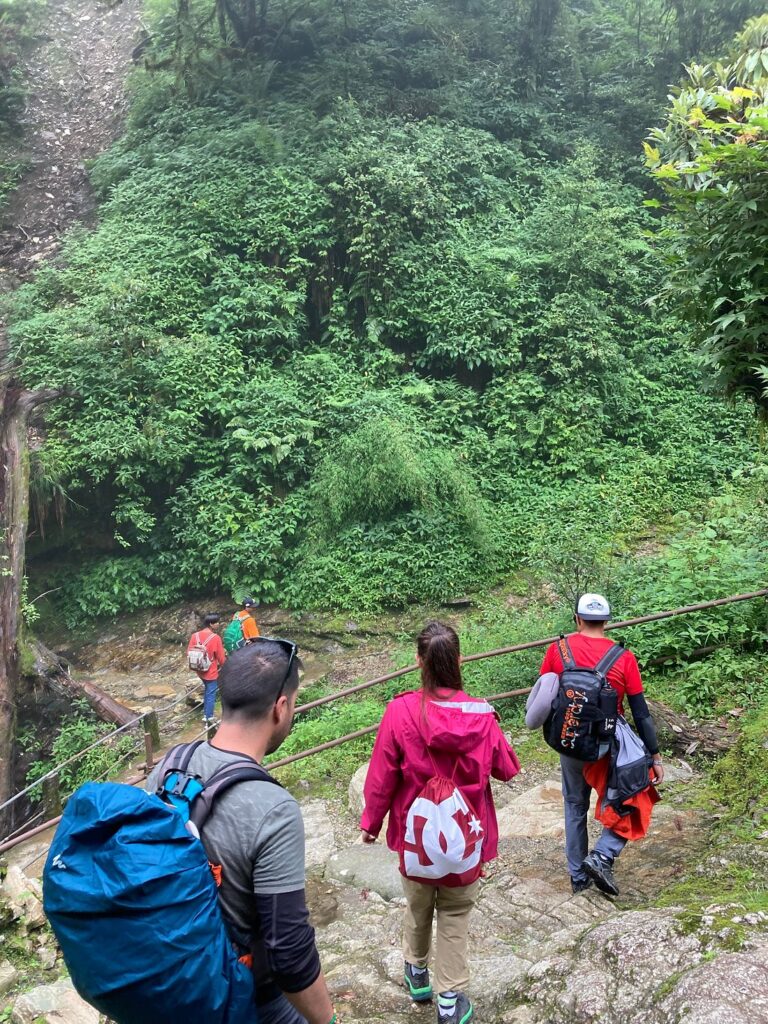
[8,0,766,620]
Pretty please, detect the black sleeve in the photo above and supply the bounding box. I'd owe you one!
[627,691,659,755]
[253,888,322,994]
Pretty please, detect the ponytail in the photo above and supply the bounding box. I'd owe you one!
[417,621,462,695]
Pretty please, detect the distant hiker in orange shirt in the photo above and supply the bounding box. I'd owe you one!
[223,596,261,655]
[187,613,226,725]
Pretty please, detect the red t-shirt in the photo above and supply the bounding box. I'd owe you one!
[188,628,226,681]
[539,633,643,713]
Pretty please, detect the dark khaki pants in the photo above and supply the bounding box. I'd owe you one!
[401,876,480,994]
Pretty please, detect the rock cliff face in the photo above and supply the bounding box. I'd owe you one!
[2,762,767,1023]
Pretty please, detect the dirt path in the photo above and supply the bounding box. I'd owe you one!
[0,0,142,281]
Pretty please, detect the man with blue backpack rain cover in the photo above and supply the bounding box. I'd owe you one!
[43,638,337,1024]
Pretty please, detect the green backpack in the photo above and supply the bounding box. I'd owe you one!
[223,615,247,655]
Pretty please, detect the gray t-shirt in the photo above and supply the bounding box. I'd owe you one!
[147,742,305,941]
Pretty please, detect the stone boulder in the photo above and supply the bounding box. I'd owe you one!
[325,843,403,901]
[349,761,389,833]
[301,799,338,870]
[1,865,46,932]
[11,979,99,1023]
[348,763,368,818]
[518,909,706,1024]
[496,780,580,839]
[656,944,768,1024]
[0,959,19,997]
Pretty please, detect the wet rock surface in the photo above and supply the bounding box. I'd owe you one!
[325,843,404,901]
[655,943,768,1024]
[39,597,424,718]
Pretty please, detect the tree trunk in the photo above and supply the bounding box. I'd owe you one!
[0,380,59,835]
[32,639,138,727]
[646,697,735,756]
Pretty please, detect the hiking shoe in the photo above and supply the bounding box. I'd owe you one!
[437,991,473,1024]
[571,876,593,894]
[581,852,619,897]
[404,962,432,1002]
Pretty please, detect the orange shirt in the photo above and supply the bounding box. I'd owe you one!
[235,609,260,640]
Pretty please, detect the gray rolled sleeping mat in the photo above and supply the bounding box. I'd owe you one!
[525,672,559,728]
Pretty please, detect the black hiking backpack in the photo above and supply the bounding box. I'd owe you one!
[543,635,624,761]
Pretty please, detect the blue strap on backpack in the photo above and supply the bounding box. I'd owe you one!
[43,741,279,1024]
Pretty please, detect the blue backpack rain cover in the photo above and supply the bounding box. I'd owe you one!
[43,743,273,1024]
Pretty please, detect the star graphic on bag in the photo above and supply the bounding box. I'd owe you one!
[468,816,483,836]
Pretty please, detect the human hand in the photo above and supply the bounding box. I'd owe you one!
[360,830,377,844]
[651,760,664,785]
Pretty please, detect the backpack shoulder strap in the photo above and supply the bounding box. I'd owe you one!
[557,634,577,671]
[595,642,626,677]
[155,740,204,787]
[190,760,282,831]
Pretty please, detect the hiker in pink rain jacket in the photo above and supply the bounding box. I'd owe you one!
[360,621,520,1024]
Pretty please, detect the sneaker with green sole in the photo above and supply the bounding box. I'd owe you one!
[404,962,432,1002]
[437,991,473,1024]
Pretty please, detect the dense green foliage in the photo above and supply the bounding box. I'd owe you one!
[647,16,768,419]
[275,469,768,787]
[8,0,766,619]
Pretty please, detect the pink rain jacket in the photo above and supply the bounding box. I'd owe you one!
[361,689,520,875]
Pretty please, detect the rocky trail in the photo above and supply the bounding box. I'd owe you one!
[0,0,142,282]
[4,747,768,1023]
[5,603,768,1021]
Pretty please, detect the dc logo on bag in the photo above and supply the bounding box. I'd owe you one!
[402,780,484,882]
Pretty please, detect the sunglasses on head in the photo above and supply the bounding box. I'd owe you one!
[249,636,298,702]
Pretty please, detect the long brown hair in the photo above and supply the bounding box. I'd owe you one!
[417,621,462,695]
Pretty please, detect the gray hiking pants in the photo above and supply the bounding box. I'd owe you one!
[560,753,626,880]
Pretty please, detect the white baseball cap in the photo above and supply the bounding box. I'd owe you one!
[576,593,611,621]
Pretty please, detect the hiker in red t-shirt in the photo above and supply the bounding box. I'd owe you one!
[538,593,664,897]
[187,613,226,725]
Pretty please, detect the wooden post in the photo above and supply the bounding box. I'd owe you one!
[143,728,154,773]
[42,774,62,820]
[143,711,160,771]
[144,711,160,748]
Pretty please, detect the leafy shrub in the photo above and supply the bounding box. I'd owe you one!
[647,16,768,418]
[25,705,138,801]
[6,0,765,620]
